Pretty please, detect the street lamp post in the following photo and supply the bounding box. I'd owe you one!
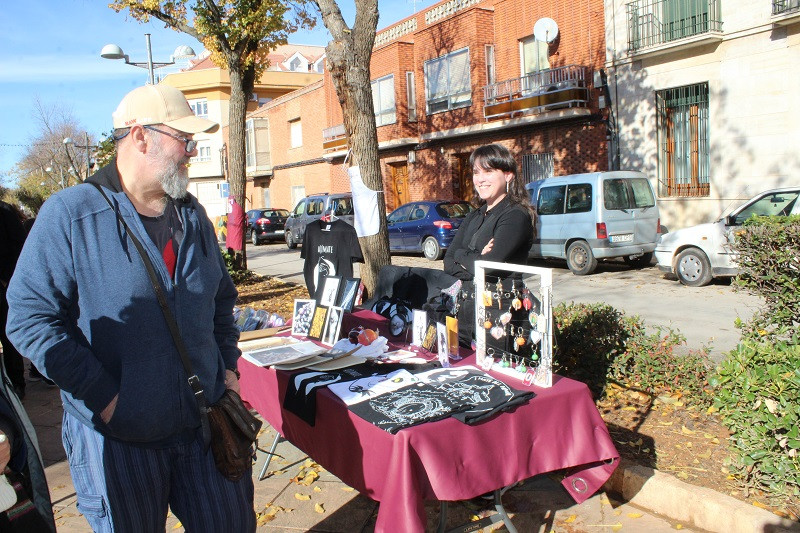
[63,133,97,181]
[101,33,196,85]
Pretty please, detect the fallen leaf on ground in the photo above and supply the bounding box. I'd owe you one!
[313,486,322,492]
[564,514,577,523]
[681,425,695,435]
[294,493,311,500]
[627,512,642,518]
[172,523,182,529]
[314,503,325,514]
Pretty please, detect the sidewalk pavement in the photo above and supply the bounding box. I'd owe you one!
[21,369,800,533]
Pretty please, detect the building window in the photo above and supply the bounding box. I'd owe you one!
[371,74,396,127]
[189,98,208,118]
[656,83,710,197]
[424,47,471,114]
[485,45,495,86]
[290,119,302,149]
[522,152,554,183]
[406,71,417,122]
[245,119,256,167]
[191,143,212,163]
[520,37,550,77]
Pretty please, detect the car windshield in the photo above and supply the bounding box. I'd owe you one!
[263,209,289,217]
[436,202,472,218]
[732,191,800,225]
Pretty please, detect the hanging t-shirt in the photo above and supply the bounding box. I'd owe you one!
[301,219,363,295]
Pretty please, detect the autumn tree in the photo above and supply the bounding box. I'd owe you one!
[313,0,390,297]
[10,97,93,214]
[110,0,314,269]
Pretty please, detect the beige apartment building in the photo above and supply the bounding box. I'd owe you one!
[161,45,324,217]
[604,0,800,228]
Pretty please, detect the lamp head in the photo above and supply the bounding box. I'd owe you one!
[63,137,73,145]
[101,44,126,60]
[172,45,196,60]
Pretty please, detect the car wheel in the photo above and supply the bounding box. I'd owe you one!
[675,248,712,287]
[251,231,260,246]
[286,230,297,249]
[566,240,597,275]
[623,252,653,268]
[422,236,443,261]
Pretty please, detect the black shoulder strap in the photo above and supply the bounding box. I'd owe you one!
[89,182,211,448]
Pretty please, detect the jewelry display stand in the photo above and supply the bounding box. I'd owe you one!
[474,260,553,388]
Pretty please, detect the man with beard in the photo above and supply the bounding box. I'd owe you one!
[5,84,255,532]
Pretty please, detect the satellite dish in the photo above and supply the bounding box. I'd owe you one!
[533,17,559,43]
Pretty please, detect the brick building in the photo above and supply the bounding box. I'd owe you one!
[247,0,609,214]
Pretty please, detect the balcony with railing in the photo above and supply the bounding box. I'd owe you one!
[772,0,800,23]
[482,65,590,121]
[322,123,347,151]
[626,0,723,56]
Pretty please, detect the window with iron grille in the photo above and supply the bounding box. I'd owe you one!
[371,74,396,127]
[522,152,554,183]
[424,48,471,114]
[656,83,710,197]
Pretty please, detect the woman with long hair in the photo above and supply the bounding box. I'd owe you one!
[443,143,536,347]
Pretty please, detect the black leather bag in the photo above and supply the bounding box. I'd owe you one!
[207,390,263,481]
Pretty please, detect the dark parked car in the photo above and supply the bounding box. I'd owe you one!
[387,200,473,260]
[246,208,290,245]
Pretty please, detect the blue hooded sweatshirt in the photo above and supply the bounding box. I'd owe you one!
[6,160,240,446]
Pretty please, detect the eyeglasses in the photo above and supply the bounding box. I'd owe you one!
[144,125,197,153]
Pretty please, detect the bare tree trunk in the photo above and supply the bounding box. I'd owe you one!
[315,0,390,299]
[227,62,255,271]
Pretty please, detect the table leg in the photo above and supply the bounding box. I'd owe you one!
[436,488,518,533]
[258,432,283,481]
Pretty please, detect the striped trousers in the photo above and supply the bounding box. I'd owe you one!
[62,411,255,532]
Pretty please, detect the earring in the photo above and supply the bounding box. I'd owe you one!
[514,327,526,351]
[506,181,510,194]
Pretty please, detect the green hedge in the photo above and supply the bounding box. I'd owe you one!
[553,302,712,404]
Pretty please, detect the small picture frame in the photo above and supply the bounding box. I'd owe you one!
[308,305,329,340]
[321,305,344,346]
[336,277,361,312]
[316,276,342,307]
[436,322,450,368]
[411,310,427,347]
[291,299,316,337]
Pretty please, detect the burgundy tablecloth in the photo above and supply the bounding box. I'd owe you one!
[239,330,619,532]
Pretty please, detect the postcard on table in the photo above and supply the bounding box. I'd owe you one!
[241,340,328,367]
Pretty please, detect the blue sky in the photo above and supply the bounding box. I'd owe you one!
[0,0,431,183]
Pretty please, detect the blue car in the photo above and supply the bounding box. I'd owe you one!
[387,201,474,260]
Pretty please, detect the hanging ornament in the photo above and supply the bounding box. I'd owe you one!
[490,325,505,339]
[528,311,537,327]
[522,289,533,311]
[529,329,542,345]
[482,291,494,307]
[499,312,512,326]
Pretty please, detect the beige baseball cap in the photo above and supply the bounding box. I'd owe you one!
[112,84,219,134]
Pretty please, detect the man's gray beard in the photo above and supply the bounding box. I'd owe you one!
[147,135,190,199]
[158,162,189,200]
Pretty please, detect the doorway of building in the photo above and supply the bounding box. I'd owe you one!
[388,163,410,211]
[453,153,474,205]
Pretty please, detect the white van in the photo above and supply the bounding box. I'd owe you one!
[526,171,660,275]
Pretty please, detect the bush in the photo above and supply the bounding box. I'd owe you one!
[713,339,800,504]
[553,302,712,405]
[221,250,258,285]
[713,214,800,510]
[733,215,800,340]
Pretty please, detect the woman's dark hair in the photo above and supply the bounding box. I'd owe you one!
[469,144,537,232]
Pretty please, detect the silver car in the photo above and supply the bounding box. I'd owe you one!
[655,188,800,286]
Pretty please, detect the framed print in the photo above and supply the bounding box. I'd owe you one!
[308,305,329,340]
[316,276,342,307]
[411,310,427,347]
[291,299,316,337]
[337,277,361,312]
[436,322,450,368]
[321,306,344,346]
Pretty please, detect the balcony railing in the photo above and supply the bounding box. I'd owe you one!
[322,124,347,151]
[626,0,722,51]
[482,65,590,121]
[773,0,800,15]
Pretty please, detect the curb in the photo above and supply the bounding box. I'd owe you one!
[604,459,800,533]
